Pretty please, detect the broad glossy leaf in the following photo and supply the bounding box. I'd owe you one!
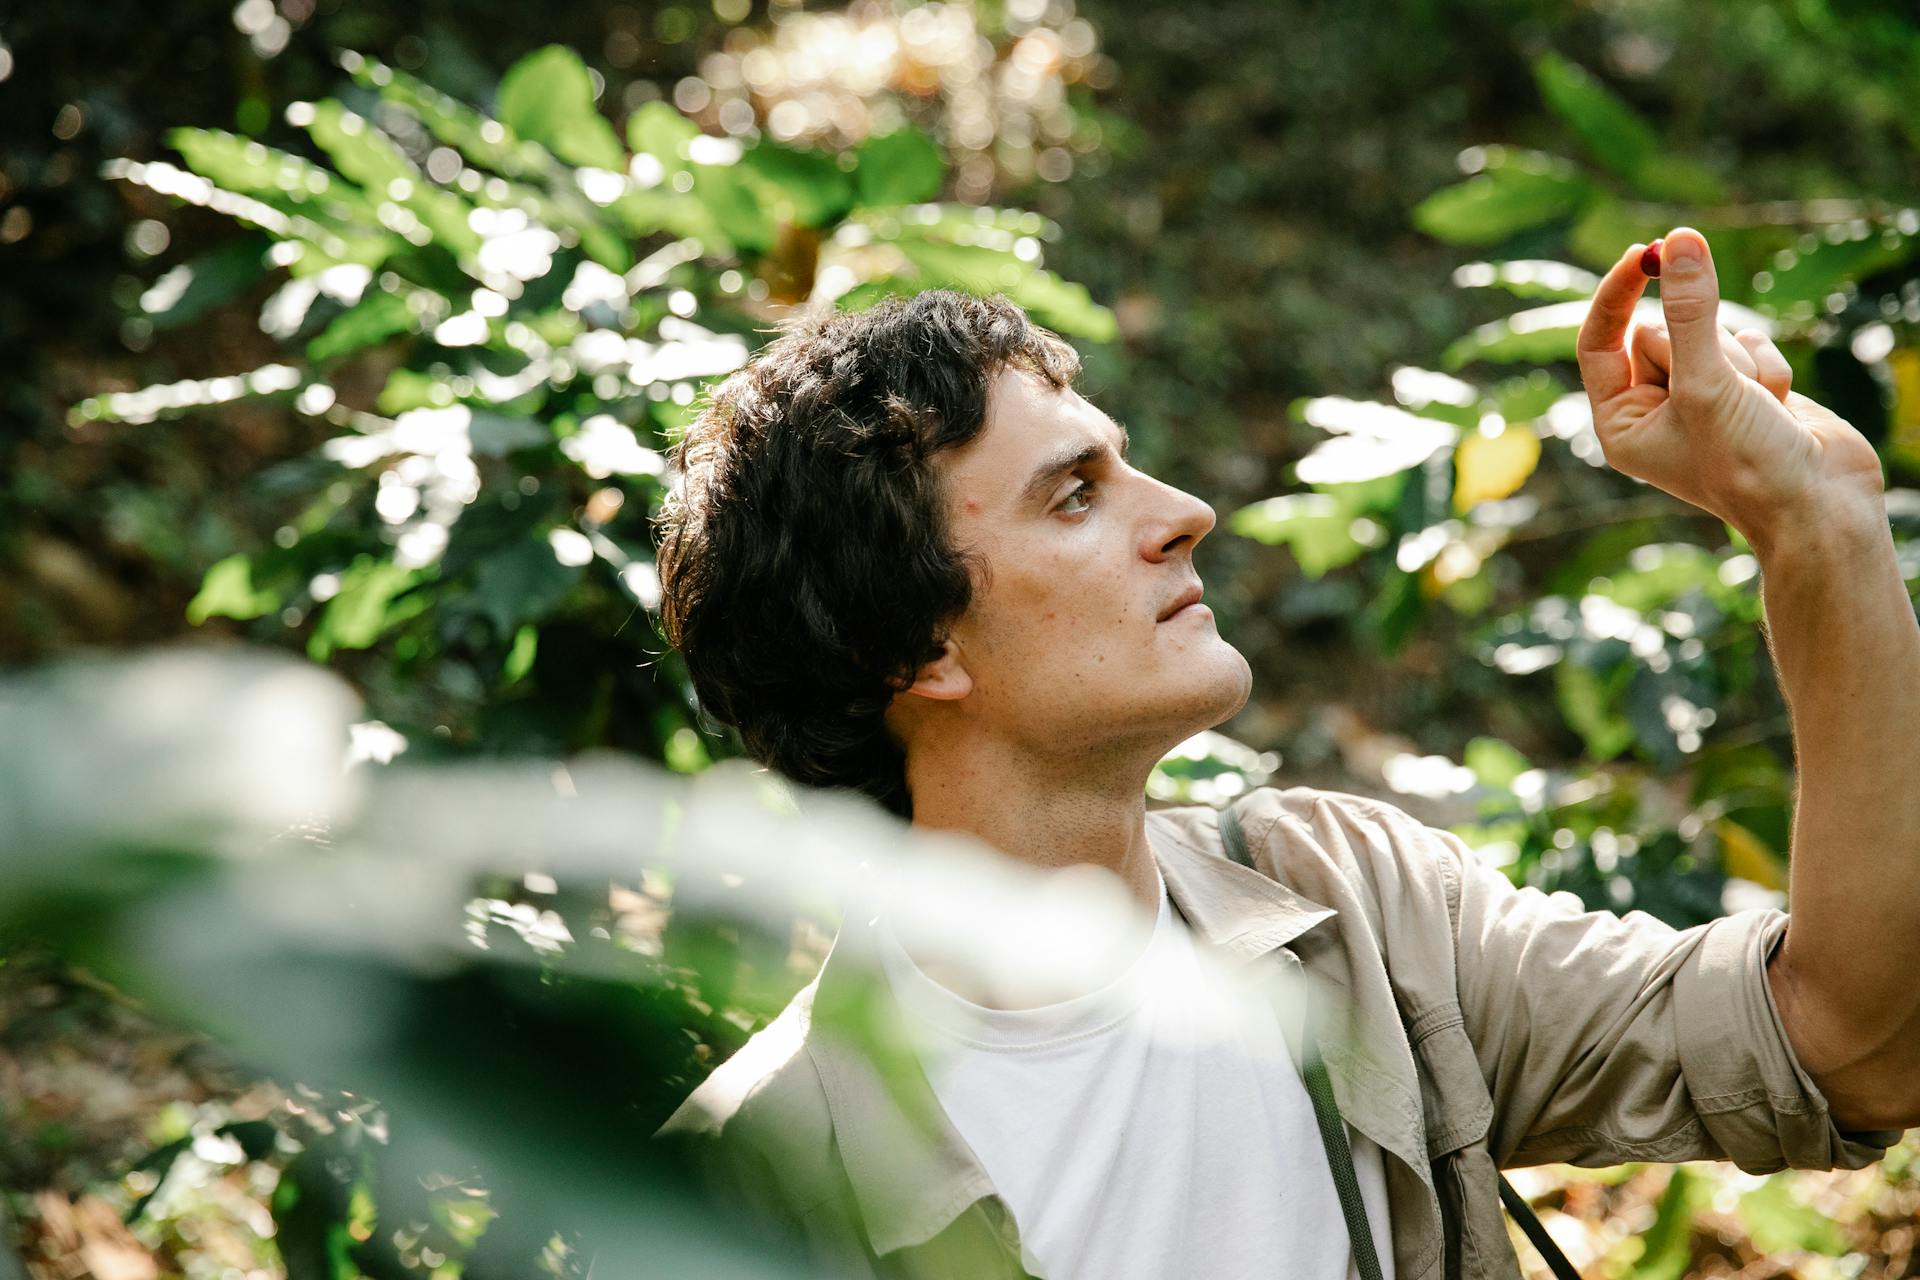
[1451,258,1599,302]
[1755,227,1918,311]
[1490,371,1564,423]
[1453,424,1541,512]
[1634,153,1728,205]
[1565,196,1669,272]
[626,101,700,171]
[1531,53,1659,184]
[740,142,853,229]
[1006,269,1117,341]
[692,163,776,254]
[496,45,626,172]
[894,237,1030,293]
[1229,494,1369,577]
[1444,304,1587,368]
[1292,397,1459,484]
[854,128,944,206]
[470,537,583,636]
[1413,151,1590,245]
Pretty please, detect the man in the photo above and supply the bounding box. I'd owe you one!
[652,228,1920,1279]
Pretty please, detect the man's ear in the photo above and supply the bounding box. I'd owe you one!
[903,637,972,702]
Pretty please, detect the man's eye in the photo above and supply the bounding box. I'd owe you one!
[1058,479,1097,514]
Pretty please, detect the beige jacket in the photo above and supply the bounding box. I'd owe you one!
[658,786,1900,1279]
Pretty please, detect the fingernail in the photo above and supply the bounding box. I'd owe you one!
[1667,233,1703,268]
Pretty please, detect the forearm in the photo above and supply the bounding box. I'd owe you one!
[1750,497,1920,1122]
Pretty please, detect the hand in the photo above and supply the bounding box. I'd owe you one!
[1575,227,1885,546]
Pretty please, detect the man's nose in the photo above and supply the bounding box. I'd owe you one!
[1144,479,1216,560]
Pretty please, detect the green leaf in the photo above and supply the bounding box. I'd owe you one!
[344,55,551,180]
[377,368,458,415]
[304,101,481,255]
[1756,227,1919,312]
[467,413,551,456]
[1531,52,1659,184]
[691,163,777,254]
[1554,659,1634,760]
[139,237,271,332]
[740,142,854,228]
[469,537,583,637]
[187,555,280,624]
[1591,542,1725,611]
[1006,269,1117,342]
[1737,1176,1850,1256]
[304,100,413,194]
[497,45,626,171]
[502,623,539,684]
[1441,301,1594,369]
[1634,154,1729,205]
[1451,259,1599,302]
[167,127,376,222]
[271,1151,357,1280]
[1631,1167,1699,1280]
[306,290,414,362]
[1490,371,1564,423]
[1413,150,1590,246]
[1564,197,1668,272]
[854,128,944,206]
[626,101,700,171]
[1230,494,1370,577]
[1464,737,1531,789]
[308,557,424,658]
[894,236,1030,293]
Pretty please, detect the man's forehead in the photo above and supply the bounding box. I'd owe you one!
[963,370,1123,471]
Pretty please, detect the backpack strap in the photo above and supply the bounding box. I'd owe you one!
[1217,802,1580,1280]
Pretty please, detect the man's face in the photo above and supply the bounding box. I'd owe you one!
[914,367,1252,760]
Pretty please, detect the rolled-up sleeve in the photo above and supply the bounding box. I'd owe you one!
[1670,907,1902,1170]
[1431,822,1902,1173]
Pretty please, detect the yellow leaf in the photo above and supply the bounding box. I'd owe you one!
[1716,817,1787,891]
[1453,424,1542,513]
[1888,348,1920,470]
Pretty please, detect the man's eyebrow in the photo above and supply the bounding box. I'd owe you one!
[1017,422,1130,508]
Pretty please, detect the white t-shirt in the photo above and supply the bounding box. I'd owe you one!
[877,859,1395,1280]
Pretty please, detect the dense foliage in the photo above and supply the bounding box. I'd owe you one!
[8,1,1920,1277]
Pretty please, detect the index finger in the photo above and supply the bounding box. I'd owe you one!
[1576,242,1653,405]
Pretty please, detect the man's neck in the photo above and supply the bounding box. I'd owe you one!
[903,742,1163,913]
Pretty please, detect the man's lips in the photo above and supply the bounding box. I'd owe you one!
[1157,585,1205,622]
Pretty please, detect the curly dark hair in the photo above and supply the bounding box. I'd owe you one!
[653,291,1080,817]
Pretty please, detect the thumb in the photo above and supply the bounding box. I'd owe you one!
[1658,226,1737,397]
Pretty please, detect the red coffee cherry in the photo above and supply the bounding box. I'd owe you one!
[1640,239,1664,278]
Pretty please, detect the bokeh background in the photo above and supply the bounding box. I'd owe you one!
[6,0,1920,1276]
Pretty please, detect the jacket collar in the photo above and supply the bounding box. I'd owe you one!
[806,806,1339,1258]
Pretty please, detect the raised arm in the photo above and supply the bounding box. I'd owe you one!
[1576,228,1920,1132]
